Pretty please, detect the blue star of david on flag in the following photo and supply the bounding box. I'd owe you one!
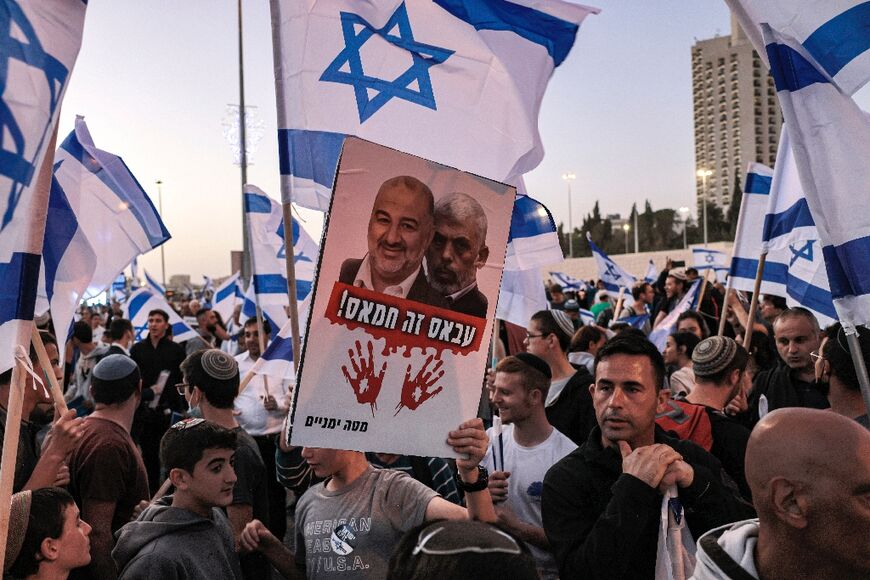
[320,2,454,123]
[789,240,815,267]
[604,262,622,281]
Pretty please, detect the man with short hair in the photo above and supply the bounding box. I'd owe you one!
[68,355,150,580]
[106,319,135,356]
[130,309,187,491]
[483,354,577,580]
[817,322,869,429]
[748,307,827,424]
[684,337,753,499]
[692,408,870,579]
[526,310,596,446]
[113,419,243,580]
[180,349,269,578]
[759,294,787,323]
[548,284,566,310]
[426,192,490,317]
[568,325,606,375]
[339,175,445,307]
[542,335,753,579]
[618,282,654,333]
[187,308,217,355]
[653,269,688,327]
[65,320,109,409]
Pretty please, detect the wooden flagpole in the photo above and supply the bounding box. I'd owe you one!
[613,287,627,321]
[717,279,733,337]
[0,355,28,573]
[695,270,711,312]
[30,327,67,412]
[742,253,767,348]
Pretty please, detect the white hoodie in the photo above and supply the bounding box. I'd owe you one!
[690,519,761,579]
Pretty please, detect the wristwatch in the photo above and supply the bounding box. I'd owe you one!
[454,465,489,493]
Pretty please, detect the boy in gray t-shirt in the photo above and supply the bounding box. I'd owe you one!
[240,419,497,580]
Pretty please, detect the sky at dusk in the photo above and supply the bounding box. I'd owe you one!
[58,0,870,282]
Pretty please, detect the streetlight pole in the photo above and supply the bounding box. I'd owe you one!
[697,168,713,247]
[623,223,630,254]
[238,0,251,282]
[156,180,167,286]
[678,206,690,250]
[562,172,576,258]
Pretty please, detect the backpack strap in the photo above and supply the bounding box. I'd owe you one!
[698,533,758,580]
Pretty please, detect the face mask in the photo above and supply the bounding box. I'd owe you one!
[187,391,202,418]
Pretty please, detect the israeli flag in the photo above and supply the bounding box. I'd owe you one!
[212,272,243,324]
[111,274,127,302]
[692,248,729,283]
[648,280,701,351]
[726,0,870,95]
[0,0,88,373]
[586,233,636,304]
[643,259,658,284]
[496,268,549,328]
[125,288,198,343]
[34,174,97,361]
[201,276,214,302]
[764,27,867,324]
[579,308,596,326]
[622,313,651,330]
[244,293,313,382]
[549,271,587,292]
[144,269,165,296]
[54,117,170,298]
[244,185,319,336]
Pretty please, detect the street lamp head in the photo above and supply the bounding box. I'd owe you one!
[678,206,690,220]
[561,172,576,182]
[622,223,630,232]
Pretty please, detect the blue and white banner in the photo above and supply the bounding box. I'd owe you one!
[648,280,701,351]
[549,271,587,292]
[496,267,549,328]
[35,174,97,361]
[0,0,88,373]
[244,184,319,335]
[586,233,636,303]
[764,26,868,325]
[111,274,127,302]
[244,294,313,383]
[726,0,870,95]
[505,191,563,270]
[621,313,650,330]
[692,248,729,283]
[125,288,198,343]
[201,276,213,303]
[643,259,658,284]
[579,308,596,327]
[271,0,599,210]
[212,272,243,325]
[144,269,165,296]
[54,117,170,298]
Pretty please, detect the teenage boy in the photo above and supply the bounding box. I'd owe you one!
[239,418,497,580]
[113,419,242,579]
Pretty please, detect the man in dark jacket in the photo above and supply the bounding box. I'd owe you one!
[542,335,754,580]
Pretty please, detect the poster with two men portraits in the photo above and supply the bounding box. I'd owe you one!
[289,137,514,457]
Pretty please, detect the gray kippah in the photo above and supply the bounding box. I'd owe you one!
[550,310,576,341]
[692,336,738,377]
[513,352,553,380]
[201,349,238,380]
[563,299,580,312]
[93,354,138,381]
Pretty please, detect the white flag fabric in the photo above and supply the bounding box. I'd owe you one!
[496,268,549,328]
[243,185,319,335]
[271,0,599,210]
[692,248,728,283]
[764,25,870,325]
[53,117,170,298]
[245,294,312,383]
[549,271,587,292]
[125,288,198,343]
[649,281,701,351]
[725,0,870,95]
[0,0,88,373]
[144,269,165,296]
[212,272,243,324]
[504,191,563,271]
[644,259,658,284]
[586,233,635,305]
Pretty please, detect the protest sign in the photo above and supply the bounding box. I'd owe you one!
[289,137,513,457]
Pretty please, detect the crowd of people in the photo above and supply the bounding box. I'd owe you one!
[3,257,870,580]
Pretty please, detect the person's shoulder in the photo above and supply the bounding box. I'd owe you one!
[339,258,363,283]
[662,429,722,468]
[550,428,580,454]
[118,546,187,580]
[544,445,589,486]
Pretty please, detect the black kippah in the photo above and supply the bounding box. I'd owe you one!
[513,352,552,380]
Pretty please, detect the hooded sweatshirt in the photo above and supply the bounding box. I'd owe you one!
[691,519,760,579]
[112,499,242,580]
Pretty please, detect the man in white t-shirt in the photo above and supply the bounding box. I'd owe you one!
[484,353,577,580]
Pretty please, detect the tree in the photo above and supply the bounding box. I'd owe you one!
[727,169,743,238]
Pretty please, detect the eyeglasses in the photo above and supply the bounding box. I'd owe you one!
[524,332,546,341]
[170,418,205,430]
[175,382,190,396]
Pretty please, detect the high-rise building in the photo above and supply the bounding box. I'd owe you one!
[691,16,782,214]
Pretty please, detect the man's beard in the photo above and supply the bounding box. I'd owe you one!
[430,267,475,296]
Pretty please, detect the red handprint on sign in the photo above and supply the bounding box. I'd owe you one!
[341,340,387,416]
[394,355,444,415]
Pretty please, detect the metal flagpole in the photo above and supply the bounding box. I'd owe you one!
[742,253,767,348]
[843,324,870,419]
[718,279,733,337]
[237,0,252,283]
[156,180,167,286]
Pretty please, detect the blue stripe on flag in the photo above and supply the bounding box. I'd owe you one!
[730,257,788,284]
[510,195,555,241]
[277,129,343,187]
[823,236,870,299]
[767,42,831,92]
[804,2,870,78]
[244,193,273,214]
[42,176,78,303]
[0,253,41,322]
[215,282,237,303]
[744,172,772,195]
[730,258,836,319]
[762,199,816,241]
[126,290,152,320]
[253,274,288,294]
[170,322,190,337]
[433,0,579,66]
[263,334,293,362]
[114,156,171,248]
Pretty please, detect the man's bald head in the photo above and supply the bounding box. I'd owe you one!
[746,408,870,576]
